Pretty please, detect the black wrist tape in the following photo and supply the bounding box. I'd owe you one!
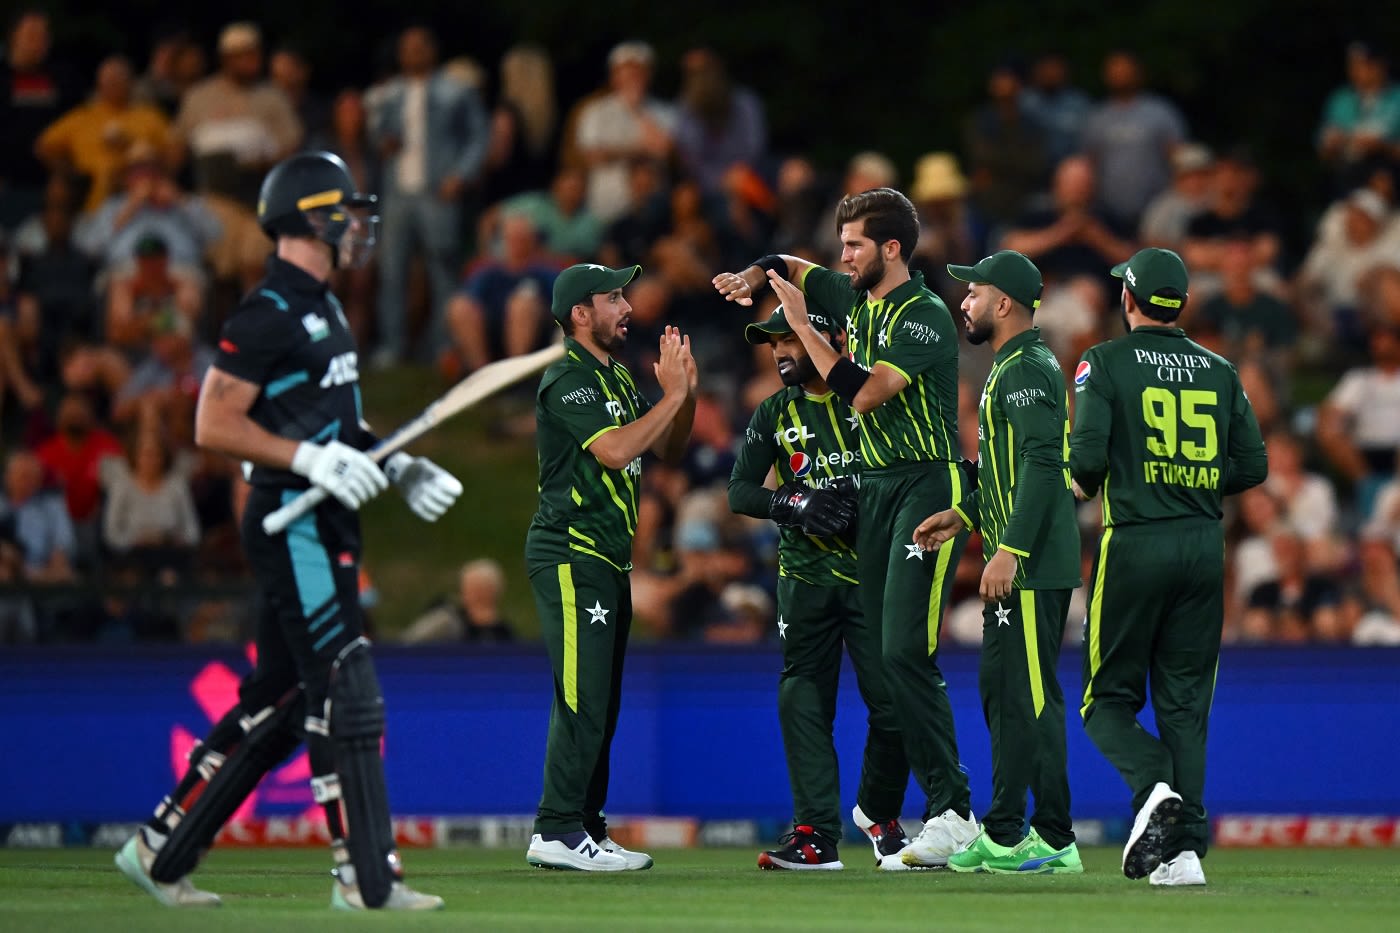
[826,357,870,403]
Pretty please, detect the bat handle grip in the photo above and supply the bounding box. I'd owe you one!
[261,486,330,535]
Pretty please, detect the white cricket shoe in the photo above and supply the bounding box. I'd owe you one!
[598,835,654,870]
[114,833,222,907]
[851,804,915,871]
[1123,782,1183,879]
[899,808,979,868]
[331,879,444,910]
[1150,850,1207,886]
[526,832,628,871]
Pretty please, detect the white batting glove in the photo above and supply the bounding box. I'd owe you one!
[385,453,463,522]
[290,440,389,510]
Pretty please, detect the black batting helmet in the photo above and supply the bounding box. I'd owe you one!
[257,152,378,263]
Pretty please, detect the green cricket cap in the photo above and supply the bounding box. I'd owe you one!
[551,263,642,323]
[947,250,1043,311]
[743,304,839,344]
[1111,248,1189,312]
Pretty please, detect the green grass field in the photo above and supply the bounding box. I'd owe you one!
[2,847,1396,932]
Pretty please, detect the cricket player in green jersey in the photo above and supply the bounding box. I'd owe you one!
[524,263,697,872]
[714,187,978,868]
[1070,248,1267,887]
[914,251,1083,875]
[729,304,914,871]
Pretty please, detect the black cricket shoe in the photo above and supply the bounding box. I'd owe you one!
[757,825,844,871]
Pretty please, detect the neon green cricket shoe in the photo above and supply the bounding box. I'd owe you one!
[985,829,1084,875]
[947,829,1017,873]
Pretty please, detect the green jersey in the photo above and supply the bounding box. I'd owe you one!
[798,266,960,471]
[1069,326,1268,528]
[728,386,860,586]
[953,328,1081,590]
[526,337,652,573]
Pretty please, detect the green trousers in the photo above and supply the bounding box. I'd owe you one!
[858,461,972,822]
[1081,521,1225,859]
[529,558,631,837]
[980,589,1074,849]
[775,576,908,841]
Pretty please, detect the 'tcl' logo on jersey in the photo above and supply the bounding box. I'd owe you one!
[773,425,816,444]
[1074,360,1091,385]
[789,452,813,478]
[320,352,359,388]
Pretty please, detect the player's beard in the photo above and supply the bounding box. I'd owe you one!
[594,317,627,354]
[777,354,818,386]
[850,252,886,293]
[965,310,994,345]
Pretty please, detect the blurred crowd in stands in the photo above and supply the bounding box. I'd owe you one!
[2,9,1399,647]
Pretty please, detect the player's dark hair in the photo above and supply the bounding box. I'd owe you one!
[835,187,919,263]
[1137,288,1186,323]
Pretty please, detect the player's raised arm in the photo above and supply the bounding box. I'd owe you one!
[712,254,817,306]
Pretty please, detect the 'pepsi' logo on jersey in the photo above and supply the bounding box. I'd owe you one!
[1074,360,1091,385]
[789,452,812,478]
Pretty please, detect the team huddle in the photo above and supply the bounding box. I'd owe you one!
[116,155,1264,909]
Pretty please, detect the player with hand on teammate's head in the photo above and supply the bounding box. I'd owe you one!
[713,187,977,870]
[729,302,911,871]
[524,263,696,871]
[1070,247,1267,886]
[115,151,455,911]
[914,250,1084,875]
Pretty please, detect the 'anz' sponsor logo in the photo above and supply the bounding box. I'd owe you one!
[320,352,358,388]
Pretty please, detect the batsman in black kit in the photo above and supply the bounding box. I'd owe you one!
[115,152,462,910]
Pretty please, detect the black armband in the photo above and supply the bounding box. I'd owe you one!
[750,254,786,277]
[826,357,870,403]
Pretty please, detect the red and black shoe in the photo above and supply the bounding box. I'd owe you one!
[757,825,844,871]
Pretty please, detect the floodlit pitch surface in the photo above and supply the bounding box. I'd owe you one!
[2,847,1396,931]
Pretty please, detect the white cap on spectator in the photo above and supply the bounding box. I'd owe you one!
[848,151,898,189]
[1172,143,1214,174]
[218,22,261,55]
[608,40,654,69]
[1348,188,1388,221]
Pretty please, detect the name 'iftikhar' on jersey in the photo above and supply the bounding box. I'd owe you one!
[1069,325,1268,527]
[527,337,652,573]
[212,256,375,490]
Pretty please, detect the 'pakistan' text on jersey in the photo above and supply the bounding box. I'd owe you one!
[526,338,652,573]
[798,267,960,470]
[213,256,374,490]
[729,386,860,586]
[953,329,1080,590]
[1069,326,1268,527]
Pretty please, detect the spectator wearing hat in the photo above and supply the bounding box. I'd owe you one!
[1297,187,1400,343]
[74,140,221,284]
[1318,42,1400,193]
[35,56,175,214]
[574,40,677,224]
[1139,143,1214,252]
[368,25,490,367]
[909,153,980,308]
[105,233,202,357]
[174,21,302,207]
